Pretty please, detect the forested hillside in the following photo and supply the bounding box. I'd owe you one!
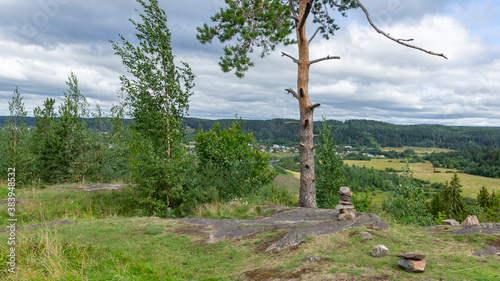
[183,118,500,149]
[2,117,500,149]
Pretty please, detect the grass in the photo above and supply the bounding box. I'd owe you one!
[0,181,499,280]
[344,159,500,198]
[0,184,138,228]
[1,214,498,280]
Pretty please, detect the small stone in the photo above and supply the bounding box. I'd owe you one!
[339,208,356,214]
[335,204,355,210]
[339,200,354,205]
[472,246,499,257]
[441,219,460,226]
[339,186,351,193]
[339,195,352,202]
[361,232,373,240]
[301,255,321,262]
[461,215,479,226]
[397,252,425,260]
[339,212,356,221]
[338,191,353,197]
[372,245,389,257]
[398,258,426,273]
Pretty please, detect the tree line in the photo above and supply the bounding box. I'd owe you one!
[424,148,500,178]
[3,117,500,151]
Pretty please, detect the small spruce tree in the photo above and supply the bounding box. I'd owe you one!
[315,117,348,209]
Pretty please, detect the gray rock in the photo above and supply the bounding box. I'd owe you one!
[339,195,352,202]
[338,212,356,221]
[179,206,390,251]
[339,208,356,214]
[450,223,500,235]
[335,204,355,210]
[372,245,389,257]
[398,258,426,273]
[472,246,499,257]
[441,219,460,226]
[339,186,351,194]
[339,200,354,205]
[301,255,322,262]
[397,252,425,260]
[361,231,374,240]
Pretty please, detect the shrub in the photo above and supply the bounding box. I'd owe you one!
[195,120,276,201]
[382,160,433,226]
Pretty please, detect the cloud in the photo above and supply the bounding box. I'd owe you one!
[0,0,499,127]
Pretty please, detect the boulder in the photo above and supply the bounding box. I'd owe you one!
[472,246,499,258]
[441,219,460,227]
[372,245,389,257]
[398,258,426,273]
[461,215,479,226]
[397,252,425,260]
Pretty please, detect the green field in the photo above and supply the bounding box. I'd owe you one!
[380,146,454,155]
[344,159,500,198]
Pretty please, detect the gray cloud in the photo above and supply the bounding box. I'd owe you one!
[0,0,499,126]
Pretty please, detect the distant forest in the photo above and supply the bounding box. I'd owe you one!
[2,116,500,150]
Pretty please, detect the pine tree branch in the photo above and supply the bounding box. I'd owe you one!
[285,88,299,100]
[281,52,299,63]
[309,103,321,111]
[310,55,340,65]
[356,0,448,59]
[309,27,321,43]
[288,0,299,21]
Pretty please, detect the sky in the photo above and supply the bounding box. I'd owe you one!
[1,0,499,126]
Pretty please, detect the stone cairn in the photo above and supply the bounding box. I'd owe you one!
[397,253,426,273]
[336,186,356,221]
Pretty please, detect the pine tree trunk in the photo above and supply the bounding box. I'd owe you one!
[297,0,317,208]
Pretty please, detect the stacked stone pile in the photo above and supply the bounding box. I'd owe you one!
[397,252,426,273]
[336,186,356,221]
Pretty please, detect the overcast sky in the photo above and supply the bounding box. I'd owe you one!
[1,0,499,126]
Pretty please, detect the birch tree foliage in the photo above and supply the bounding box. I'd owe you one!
[111,0,195,217]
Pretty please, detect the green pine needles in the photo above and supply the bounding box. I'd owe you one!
[315,118,348,209]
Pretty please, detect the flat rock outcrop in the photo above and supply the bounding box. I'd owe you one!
[179,205,390,251]
[449,223,500,235]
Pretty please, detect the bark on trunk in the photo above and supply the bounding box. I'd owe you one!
[297,0,317,208]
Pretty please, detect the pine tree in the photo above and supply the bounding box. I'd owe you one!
[198,0,446,208]
[315,117,348,209]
